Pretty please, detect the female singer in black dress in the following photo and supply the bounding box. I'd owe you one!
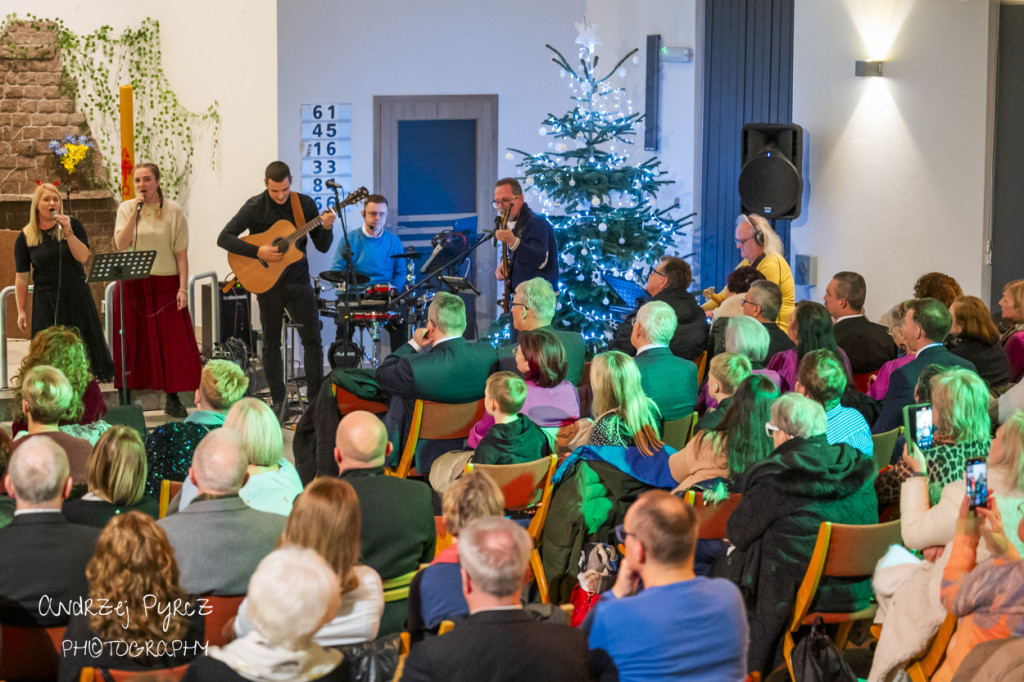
[14,183,114,382]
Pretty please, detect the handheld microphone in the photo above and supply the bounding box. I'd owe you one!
[325,179,342,189]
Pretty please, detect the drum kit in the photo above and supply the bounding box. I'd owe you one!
[316,251,435,368]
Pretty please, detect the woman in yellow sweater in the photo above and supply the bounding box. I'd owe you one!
[703,214,795,332]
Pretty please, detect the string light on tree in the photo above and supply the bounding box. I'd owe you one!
[486,19,695,348]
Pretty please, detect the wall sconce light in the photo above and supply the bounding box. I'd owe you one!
[855,60,884,77]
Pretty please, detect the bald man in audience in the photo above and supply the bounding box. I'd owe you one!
[402,516,592,681]
[335,410,435,635]
[0,437,100,625]
[584,491,748,681]
[498,277,586,385]
[159,429,287,595]
[739,279,794,361]
[631,300,698,421]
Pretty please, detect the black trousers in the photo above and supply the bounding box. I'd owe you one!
[258,278,324,405]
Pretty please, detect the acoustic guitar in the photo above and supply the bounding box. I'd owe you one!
[228,187,369,294]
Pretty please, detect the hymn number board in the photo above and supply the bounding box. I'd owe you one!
[300,103,353,211]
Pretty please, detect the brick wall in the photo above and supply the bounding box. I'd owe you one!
[1,19,117,338]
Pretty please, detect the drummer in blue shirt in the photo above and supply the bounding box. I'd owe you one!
[331,194,409,350]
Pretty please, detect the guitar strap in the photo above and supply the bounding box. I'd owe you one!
[289,192,306,232]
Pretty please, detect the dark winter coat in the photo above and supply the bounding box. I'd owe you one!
[721,434,878,675]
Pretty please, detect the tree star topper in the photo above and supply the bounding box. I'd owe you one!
[574,18,601,54]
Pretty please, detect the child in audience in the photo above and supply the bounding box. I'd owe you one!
[473,372,552,465]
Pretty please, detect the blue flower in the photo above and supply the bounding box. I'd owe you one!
[64,134,75,143]
[48,139,60,151]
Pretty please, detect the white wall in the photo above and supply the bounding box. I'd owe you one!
[1,0,277,302]
[791,0,992,320]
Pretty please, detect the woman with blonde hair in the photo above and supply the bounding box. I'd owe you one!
[10,365,92,485]
[59,512,205,680]
[64,425,158,527]
[14,183,113,381]
[703,214,796,331]
[10,326,109,443]
[587,350,664,457]
[998,278,1024,382]
[186,359,250,428]
[948,295,1013,389]
[877,367,992,506]
[112,162,201,417]
[176,397,301,515]
[233,478,384,646]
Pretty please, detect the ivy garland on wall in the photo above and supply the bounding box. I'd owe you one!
[2,14,220,199]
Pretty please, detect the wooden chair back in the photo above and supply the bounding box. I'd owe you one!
[203,594,245,647]
[852,372,873,394]
[390,399,486,478]
[332,383,388,415]
[695,350,709,386]
[872,426,902,471]
[79,664,190,681]
[905,613,957,682]
[158,479,184,519]
[0,624,65,680]
[662,411,698,451]
[683,490,743,540]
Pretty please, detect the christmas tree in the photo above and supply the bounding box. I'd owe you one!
[490,20,694,349]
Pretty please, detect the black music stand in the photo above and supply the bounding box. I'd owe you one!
[89,250,157,406]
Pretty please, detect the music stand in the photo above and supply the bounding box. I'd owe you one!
[89,250,157,405]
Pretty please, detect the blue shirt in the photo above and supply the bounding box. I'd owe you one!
[825,403,874,457]
[331,227,405,289]
[584,577,748,681]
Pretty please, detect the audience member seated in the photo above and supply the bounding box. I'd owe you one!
[708,265,766,354]
[145,359,249,496]
[471,328,580,448]
[588,351,664,451]
[877,367,991,506]
[824,271,897,375]
[408,471,505,641]
[175,398,302,515]
[473,373,552,465]
[948,295,1013,390]
[235,477,383,646]
[873,298,978,433]
[0,430,12,529]
[10,326,109,444]
[703,214,795,332]
[869,411,1024,681]
[722,315,782,391]
[694,353,752,432]
[183,547,349,682]
[739,279,794,360]
[62,425,159,527]
[334,411,435,635]
[670,375,778,492]
[997,278,1024,383]
[159,429,287,595]
[631,301,699,421]
[0,437,100,625]
[867,300,916,400]
[59,512,205,681]
[796,349,873,457]
[11,365,92,486]
[497,277,586,385]
[932,497,1024,681]
[584,491,748,681]
[402,516,592,682]
[611,256,708,361]
[914,271,964,308]
[767,301,853,392]
[720,393,877,675]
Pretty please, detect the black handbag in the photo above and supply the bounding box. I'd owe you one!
[790,617,857,682]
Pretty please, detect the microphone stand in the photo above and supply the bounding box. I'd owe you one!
[389,231,495,312]
[330,185,356,349]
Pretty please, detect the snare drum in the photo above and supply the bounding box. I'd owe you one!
[362,283,398,307]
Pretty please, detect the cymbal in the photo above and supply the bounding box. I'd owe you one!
[391,251,422,260]
[320,270,370,286]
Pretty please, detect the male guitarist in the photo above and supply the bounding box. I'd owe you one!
[218,161,335,421]
[492,178,559,294]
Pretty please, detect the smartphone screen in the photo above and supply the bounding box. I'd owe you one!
[904,404,934,450]
[966,457,988,510]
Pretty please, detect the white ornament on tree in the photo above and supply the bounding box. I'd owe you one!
[591,196,601,207]
[598,222,608,232]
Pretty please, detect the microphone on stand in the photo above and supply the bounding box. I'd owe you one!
[325,179,342,189]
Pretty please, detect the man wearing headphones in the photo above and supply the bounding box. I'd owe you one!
[703,213,796,332]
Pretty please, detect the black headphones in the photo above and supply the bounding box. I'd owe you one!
[748,214,765,246]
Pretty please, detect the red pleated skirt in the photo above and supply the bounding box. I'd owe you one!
[112,274,202,392]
